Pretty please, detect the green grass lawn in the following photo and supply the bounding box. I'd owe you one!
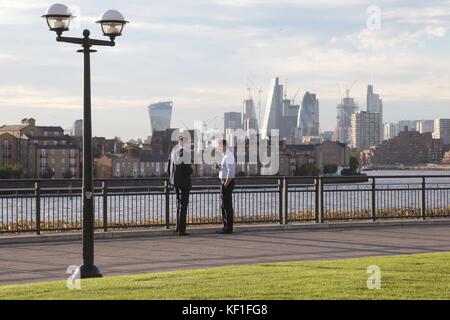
[1,252,450,300]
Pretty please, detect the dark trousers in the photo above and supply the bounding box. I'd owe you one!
[221,179,235,231]
[175,188,190,233]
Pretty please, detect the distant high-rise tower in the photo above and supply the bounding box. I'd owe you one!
[384,122,399,140]
[224,112,242,132]
[367,84,383,141]
[417,120,435,134]
[297,92,320,143]
[243,98,256,122]
[242,98,258,131]
[434,119,450,145]
[72,119,83,137]
[148,101,173,134]
[398,120,419,132]
[280,98,300,144]
[367,85,383,114]
[351,111,382,149]
[334,89,358,145]
[262,77,283,138]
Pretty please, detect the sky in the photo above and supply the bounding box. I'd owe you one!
[1,0,450,141]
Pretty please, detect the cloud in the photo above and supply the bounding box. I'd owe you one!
[206,0,367,7]
[2,0,450,138]
[424,26,448,37]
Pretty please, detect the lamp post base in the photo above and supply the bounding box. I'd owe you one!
[77,264,103,279]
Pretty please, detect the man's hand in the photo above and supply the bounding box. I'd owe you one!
[224,178,231,188]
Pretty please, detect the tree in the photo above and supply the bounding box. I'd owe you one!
[323,163,338,175]
[122,144,140,156]
[63,168,74,179]
[0,164,26,179]
[0,166,12,179]
[294,163,320,176]
[341,156,360,176]
[41,165,54,179]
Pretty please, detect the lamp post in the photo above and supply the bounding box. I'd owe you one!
[43,4,128,279]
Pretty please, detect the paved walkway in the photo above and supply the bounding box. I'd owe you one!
[1,224,450,285]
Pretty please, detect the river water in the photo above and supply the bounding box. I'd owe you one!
[1,170,449,229]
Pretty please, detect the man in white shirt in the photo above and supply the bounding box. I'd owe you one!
[217,139,235,234]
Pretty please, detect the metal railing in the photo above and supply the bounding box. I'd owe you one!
[1,175,449,234]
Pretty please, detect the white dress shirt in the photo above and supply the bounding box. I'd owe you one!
[219,149,235,180]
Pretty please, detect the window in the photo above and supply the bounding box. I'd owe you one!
[115,163,121,177]
[2,140,9,158]
[133,162,138,177]
[140,163,145,176]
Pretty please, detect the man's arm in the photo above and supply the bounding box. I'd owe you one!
[167,156,171,177]
[223,155,232,187]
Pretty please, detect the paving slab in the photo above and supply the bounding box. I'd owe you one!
[1,224,450,285]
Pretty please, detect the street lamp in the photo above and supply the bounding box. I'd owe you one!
[97,10,129,40]
[43,3,128,279]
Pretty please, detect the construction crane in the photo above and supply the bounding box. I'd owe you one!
[284,79,288,100]
[247,87,252,99]
[258,88,263,127]
[346,80,357,98]
[336,83,343,100]
[291,88,301,105]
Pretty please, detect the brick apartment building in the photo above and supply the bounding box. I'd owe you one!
[362,129,444,166]
[94,153,169,178]
[0,118,81,178]
[278,141,350,176]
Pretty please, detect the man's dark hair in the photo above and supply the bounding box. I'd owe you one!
[222,139,227,146]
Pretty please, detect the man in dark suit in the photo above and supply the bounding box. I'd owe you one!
[167,136,193,236]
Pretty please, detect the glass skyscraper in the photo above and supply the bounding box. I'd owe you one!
[297,92,320,142]
[148,101,173,133]
[262,77,283,139]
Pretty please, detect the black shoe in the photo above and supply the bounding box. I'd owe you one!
[178,232,190,236]
[216,229,233,234]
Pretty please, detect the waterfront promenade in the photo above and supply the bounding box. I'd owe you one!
[1,222,450,285]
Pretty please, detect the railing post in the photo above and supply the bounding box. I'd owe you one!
[164,180,170,229]
[280,178,288,224]
[315,177,320,223]
[284,178,289,224]
[320,177,324,223]
[35,182,41,235]
[102,181,108,232]
[422,177,426,220]
[278,178,283,224]
[371,177,376,221]
[315,177,324,223]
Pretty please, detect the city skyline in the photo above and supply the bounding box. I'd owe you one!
[2,0,450,140]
